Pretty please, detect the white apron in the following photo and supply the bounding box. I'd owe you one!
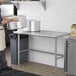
[0,25,6,51]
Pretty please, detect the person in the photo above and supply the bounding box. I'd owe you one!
[0,0,19,70]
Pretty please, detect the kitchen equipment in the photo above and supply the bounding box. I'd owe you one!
[1,4,17,16]
[71,24,76,37]
[64,38,76,76]
[23,19,40,32]
[9,34,28,64]
[23,20,31,31]
[7,15,27,30]
[31,20,40,31]
[7,16,18,30]
[17,15,27,29]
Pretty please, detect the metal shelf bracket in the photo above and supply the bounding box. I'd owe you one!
[40,0,46,10]
[11,0,46,10]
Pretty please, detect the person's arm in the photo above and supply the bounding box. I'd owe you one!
[1,17,19,25]
[1,19,12,25]
[0,16,3,25]
[2,16,7,20]
[0,16,12,25]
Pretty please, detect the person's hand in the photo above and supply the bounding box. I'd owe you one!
[2,16,7,19]
[11,18,19,22]
[1,17,19,25]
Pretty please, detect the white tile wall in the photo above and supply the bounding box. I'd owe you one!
[18,0,76,68]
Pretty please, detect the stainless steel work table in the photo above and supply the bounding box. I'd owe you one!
[14,30,69,73]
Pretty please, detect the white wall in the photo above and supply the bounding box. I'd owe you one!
[18,0,76,68]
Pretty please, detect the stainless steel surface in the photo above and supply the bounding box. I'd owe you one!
[30,49,64,57]
[30,20,40,32]
[65,38,76,76]
[55,38,58,75]
[18,34,20,65]
[20,49,28,53]
[17,15,27,29]
[7,15,27,30]
[64,41,68,72]
[14,30,69,38]
[7,16,18,30]
[7,23,17,30]
[57,56,64,60]
[14,30,69,75]
[24,20,40,32]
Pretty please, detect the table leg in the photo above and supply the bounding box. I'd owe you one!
[18,34,20,65]
[28,35,30,62]
[55,38,58,75]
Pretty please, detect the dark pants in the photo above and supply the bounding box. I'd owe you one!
[0,50,8,70]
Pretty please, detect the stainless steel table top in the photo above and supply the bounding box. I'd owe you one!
[14,30,69,38]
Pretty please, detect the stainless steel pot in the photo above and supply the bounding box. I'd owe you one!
[30,20,40,31]
[23,19,41,32]
[7,15,27,30]
[7,22,17,30]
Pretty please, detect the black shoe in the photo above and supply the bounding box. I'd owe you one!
[1,66,13,70]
